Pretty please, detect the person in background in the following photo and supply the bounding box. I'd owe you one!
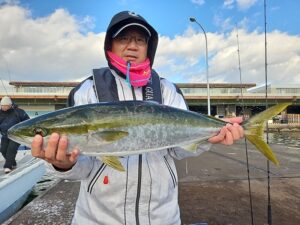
[0,96,30,173]
[31,11,244,225]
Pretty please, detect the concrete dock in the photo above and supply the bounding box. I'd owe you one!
[3,141,300,225]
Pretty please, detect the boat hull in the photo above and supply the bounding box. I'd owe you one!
[0,151,45,224]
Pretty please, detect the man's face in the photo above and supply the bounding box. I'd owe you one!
[111,27,148,63]
[1,105,11,111]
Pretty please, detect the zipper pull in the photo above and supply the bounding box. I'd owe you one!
[126,61,131,88]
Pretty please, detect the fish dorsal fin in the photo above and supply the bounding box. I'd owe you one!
[100,156,125,171]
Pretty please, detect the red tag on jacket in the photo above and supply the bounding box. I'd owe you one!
[103,175,109,184]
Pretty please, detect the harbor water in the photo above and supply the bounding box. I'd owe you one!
[268,131,300,148]
[25,131,300,205]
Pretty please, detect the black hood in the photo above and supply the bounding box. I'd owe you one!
[104,11,158,67]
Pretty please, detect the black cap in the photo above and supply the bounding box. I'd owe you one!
[104,11,158,66]
[112,22,151,38]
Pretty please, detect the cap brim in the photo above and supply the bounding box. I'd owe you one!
[112,23,151,38]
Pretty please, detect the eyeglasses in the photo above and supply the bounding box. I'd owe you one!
[114,35,148,46]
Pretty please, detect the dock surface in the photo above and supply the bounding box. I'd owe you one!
[4,142,300,225]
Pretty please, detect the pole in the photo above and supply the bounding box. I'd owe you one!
[190,17,211,115]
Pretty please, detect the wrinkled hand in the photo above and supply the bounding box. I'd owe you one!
[31,133,79,170]
[208,117,244,145]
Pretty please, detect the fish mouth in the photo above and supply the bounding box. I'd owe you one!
[7,129,32,147]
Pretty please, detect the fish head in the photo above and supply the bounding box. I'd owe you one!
[8,114,56,147]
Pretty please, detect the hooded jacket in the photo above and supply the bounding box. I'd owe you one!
[0,107,29,137]
[104,11,158,66]
[47,11,211,225]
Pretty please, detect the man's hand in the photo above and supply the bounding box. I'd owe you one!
[208,117,244,145]
[31,133,79,170]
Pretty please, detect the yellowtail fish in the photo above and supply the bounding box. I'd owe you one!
[8,101,291,171]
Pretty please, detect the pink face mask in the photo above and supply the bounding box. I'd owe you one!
[107,51,151,87]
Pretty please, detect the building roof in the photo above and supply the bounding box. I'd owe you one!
[9,81,80,87]
[9,81,256,89]
[176,83,256,88]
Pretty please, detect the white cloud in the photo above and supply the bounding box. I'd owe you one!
[191,0,205,6]
[156,28,300,85]
[0,4,299,88]
[223,0,235,9]
[214,15,234,32]
[0,0,19,5]
[78,15,96,33]
[237,17,250,30]
[223,0,257,10]
[0,5,105,83]
[237,0,257,10]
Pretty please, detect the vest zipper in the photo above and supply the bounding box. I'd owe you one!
[135,154,142,225]
[130,86,142,225]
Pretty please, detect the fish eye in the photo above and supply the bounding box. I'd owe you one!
[33,127,48,137]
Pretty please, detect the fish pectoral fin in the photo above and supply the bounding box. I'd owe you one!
[91,130,129,143]
[179,139,206,152]
[100,156,125,172]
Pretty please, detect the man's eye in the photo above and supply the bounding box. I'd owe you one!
[137,38,145,43]
[120,36,130,41]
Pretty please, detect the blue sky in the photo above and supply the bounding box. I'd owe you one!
[0,0,299,86]
[18,0,299,36]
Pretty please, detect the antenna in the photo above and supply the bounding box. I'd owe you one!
[0,55,12,82]
[0,78,8,95]
[0,55,13,96]
[236,26,254,225]
[264,0,273,224]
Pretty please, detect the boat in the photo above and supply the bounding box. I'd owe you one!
[0,148,45,224]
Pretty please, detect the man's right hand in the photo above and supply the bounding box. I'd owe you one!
[31,133,79,170]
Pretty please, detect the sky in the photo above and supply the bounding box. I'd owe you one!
[0,0,299,88]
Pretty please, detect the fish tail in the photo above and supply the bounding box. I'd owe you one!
[242,102,292,166]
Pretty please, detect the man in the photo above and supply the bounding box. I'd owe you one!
[31,11,243,225]
[0,96,29,173]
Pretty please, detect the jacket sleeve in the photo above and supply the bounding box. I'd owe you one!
[0,109,29,135]
[67,87,76,107]
[46,155,96,180]
[0,112,5,125]
[67,77,96,107]
[160,78,212,160]
[19,109,30,121]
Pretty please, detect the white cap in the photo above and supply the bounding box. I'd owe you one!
[112,23,151,38]
[0,96,12,106]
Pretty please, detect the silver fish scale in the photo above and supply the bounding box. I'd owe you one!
[67,121,221,156]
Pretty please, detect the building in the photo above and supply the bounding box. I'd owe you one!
[0,81,299,118]
[178,83,300,117]
[2,81,76,117]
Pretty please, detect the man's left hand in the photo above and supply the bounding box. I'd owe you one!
[208,117,244,145]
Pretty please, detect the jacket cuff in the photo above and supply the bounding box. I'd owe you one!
[46,155,93,180]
